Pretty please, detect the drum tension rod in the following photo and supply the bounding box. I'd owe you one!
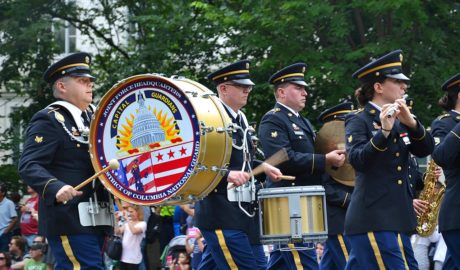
[185,90,198,97]
[200,121,215,135]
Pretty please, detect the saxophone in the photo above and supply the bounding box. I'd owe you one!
[416,159,446,237]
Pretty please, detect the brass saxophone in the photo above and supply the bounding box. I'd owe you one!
[416,159,446,237]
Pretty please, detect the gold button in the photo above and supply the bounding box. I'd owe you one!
[291,183,295,186]
[397,180,403,185]
[395,152,400,157]
[77,144,80,148]
[214,189,218,192]
[393,138,397,143]
[397,166,402,171]
[299,136,302,139]
[409,174,412,178]
[410,184,413,188]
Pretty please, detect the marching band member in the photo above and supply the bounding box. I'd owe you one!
[18,53,113,269]
[194,60,282,270]
[258,63,346,270]
[431,72,460,269]
[317,102,354,270]
[344,49,434,269]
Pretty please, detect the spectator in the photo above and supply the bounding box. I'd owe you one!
[8,236,26,265]
[11,235,46,270]
[169,251,190,270]
[185,228,204,270]
[0,183,18,252]
[145,207,161,270]
[316,242,324,264]
[19,187,39,248]
[0,251,12,270]
[24,239,46,270]
[116,203,147,270]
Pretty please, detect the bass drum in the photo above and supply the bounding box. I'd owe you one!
[89,74,232,205]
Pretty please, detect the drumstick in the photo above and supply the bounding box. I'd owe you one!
[74,159,120,191]
[228,148,290,189]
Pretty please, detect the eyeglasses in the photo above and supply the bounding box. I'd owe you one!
[225,83,253,92]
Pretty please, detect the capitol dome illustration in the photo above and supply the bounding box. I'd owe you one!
[130,91,165,148]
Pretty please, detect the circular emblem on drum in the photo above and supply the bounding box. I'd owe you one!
[90,75,201,205]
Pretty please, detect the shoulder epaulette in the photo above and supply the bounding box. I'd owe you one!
[437,113,450,120]
[353,108,364,114]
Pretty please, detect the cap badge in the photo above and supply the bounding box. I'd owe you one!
[271,131,278,138]
[246,63,249,69]
[85,56,90,64]
[34,136,43,143]
[54,111,65,123]
[302,66,306,73]
[399,54,403,62]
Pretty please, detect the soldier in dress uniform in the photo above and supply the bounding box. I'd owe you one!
[18,52,113,270]
[431,72,460,269]
[194,60,282,270]
[344,50,434,269]
[258,63,346,270]
[316,102,354,270]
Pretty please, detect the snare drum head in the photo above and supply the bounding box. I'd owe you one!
[90,74,203,205]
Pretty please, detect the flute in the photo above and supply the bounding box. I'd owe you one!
[386,94,408,118]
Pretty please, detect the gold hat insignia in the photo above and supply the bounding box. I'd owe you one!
[302,66,306,73]
[35,136,43,143]
[400,54,403,62]
[271,131,278,138]
[246,63,249,69]
[85,56,90,64]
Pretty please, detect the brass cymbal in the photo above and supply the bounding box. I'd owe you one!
[315,120,355,187]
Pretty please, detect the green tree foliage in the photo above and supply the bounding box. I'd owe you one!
[1,0,460,180]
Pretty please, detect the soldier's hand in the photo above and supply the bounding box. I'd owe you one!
[56,185,83,203]
[261,163,283,182]
[325,149,346,168]
[227,171,250,187]
[413,199,429,216]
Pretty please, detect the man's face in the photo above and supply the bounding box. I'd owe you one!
[278,83,308,112]
[58,76,94,110]
[8,240,18,254]
[219,82,252,111]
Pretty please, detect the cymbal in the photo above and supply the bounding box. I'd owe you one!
[315,120,355,187]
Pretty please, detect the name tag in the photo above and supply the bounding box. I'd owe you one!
[294,131,304,136]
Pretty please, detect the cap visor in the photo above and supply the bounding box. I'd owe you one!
[72,73,96,82]
[232,79,255,86]
[290,80,308,86]
[386,73,410,81]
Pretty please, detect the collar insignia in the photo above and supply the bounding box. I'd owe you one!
[54,111,65,123]
[271,131,278,138]
[292,123,300,130]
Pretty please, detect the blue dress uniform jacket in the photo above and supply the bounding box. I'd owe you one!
[258,103,325,187]
[344,103,434,235]
[18,105,111,237]
[322,174,353,235]
[195,106,257,238]
[431,110,460,232]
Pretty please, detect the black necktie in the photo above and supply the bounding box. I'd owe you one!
[81,111,91,127]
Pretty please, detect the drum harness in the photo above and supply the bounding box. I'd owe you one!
[227,115,258,218]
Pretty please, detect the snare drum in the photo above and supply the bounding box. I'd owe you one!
[258,186,328,244]
[89,74,232,205]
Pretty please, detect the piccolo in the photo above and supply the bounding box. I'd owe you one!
[386,94,408,118]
